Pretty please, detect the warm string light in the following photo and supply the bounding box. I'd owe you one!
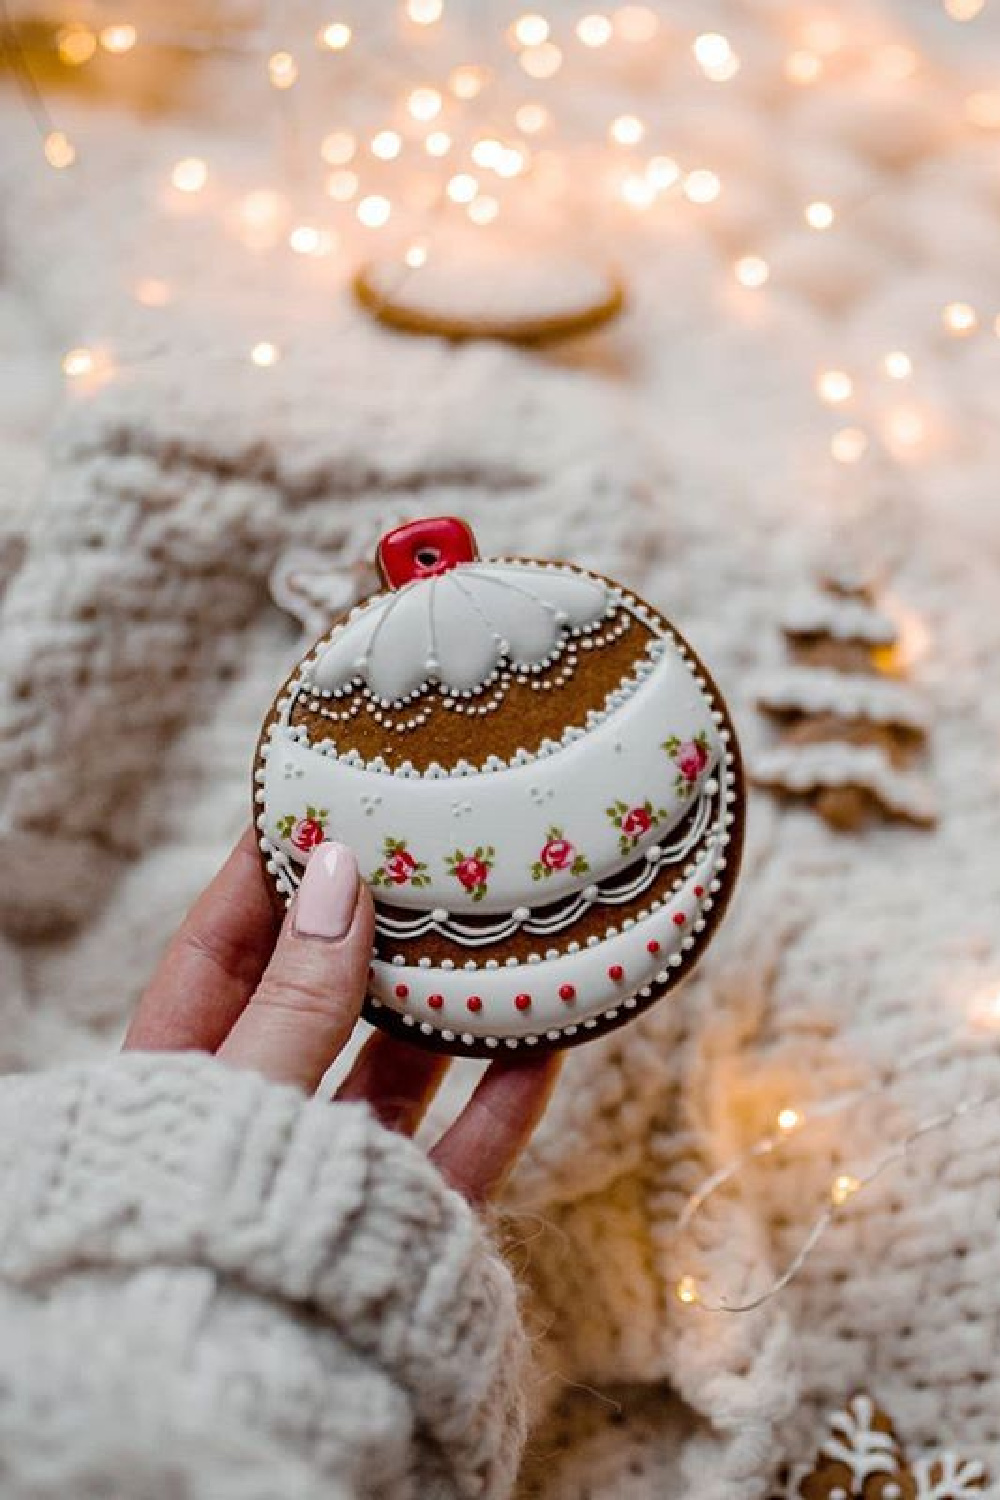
[446,172,478,203]
[268,50,299,89]
[99,23,137,54]
[371,129,402,160]
[620,174,654,210]
[670,1033,1000,1314]
[684,169,721,204]
[318,21,352,51]
[289,224,335,256]
[449,65,486,99]
[512,13,550,48]
[407,85,443,121]
[734,255,770,288]
[62,346,95,378]
[693,32,740,83]
[468,194,499,224]
[515,102,549,134]
[57,24,97,65]
[250,340,280,366]
[647,156,679,191]
[171,157,208,193]
[804,199,835,229]
[576,14,613,48]
[942,300,977,335]
[321,130,356,166]
[357,194,392,227]
[609,113,645,146]
[817,368,854,404]
[519,41,563,79]
[407,0,444,23]
[883,350,913,380]
[43,130,75,169]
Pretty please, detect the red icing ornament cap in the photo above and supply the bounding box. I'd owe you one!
[377,516,479,590]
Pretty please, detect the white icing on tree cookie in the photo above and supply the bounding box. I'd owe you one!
[754,742,935,823]
[783,590,897,645]
[756,667,928,731]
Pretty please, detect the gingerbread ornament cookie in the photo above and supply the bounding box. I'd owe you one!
[254,518,744,1056]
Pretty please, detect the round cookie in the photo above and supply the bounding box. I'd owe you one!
[354,249,625,343]
[254,517,744,1056]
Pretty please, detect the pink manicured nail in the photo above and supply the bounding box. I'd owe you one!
[293,842,359,941]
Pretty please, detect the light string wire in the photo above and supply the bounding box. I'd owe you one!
[673,1032,1000,1314]
[0,0,61,141]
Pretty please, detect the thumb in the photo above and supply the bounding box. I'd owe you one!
[218,842,375,1093]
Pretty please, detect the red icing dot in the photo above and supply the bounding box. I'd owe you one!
[466,995,483,1012]
[646,940,661,954]
[394,982,409,999]
[608,964,625,982]
[514,993,532,1011]
[673,913,686,927]
[427,993,444,1010]
[694,885,705,898]
[559,984,576,1002]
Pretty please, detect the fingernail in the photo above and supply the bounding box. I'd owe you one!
[293,842,359,941]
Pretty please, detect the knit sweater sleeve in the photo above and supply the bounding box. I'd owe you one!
[0,1052,529,1500]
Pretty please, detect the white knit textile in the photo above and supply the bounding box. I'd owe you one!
[0,1052,528,1500]
[3,1,1000,1495]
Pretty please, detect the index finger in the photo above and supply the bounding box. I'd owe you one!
[124,829,280,1053]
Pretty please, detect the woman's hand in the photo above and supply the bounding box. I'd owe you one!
[124,830,558,1205]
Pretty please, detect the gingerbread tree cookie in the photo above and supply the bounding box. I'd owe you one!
[753,575,935,831]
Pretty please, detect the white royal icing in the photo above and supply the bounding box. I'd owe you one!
[260,639,720,913]
[754,741,935,822]
[371,784,715,946]
[783,590,897,645]
[755,666,928,731]
[368,834,726,1039]
[308,562,609,701]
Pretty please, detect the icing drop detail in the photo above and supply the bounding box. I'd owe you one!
[366,836,723,1038]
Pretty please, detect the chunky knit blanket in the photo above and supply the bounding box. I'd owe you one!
[3,1,1000,1493]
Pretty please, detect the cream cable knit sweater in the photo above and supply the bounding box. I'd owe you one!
[0,1052,528,1500]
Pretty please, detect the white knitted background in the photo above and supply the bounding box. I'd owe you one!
[3,2,1000,1495]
